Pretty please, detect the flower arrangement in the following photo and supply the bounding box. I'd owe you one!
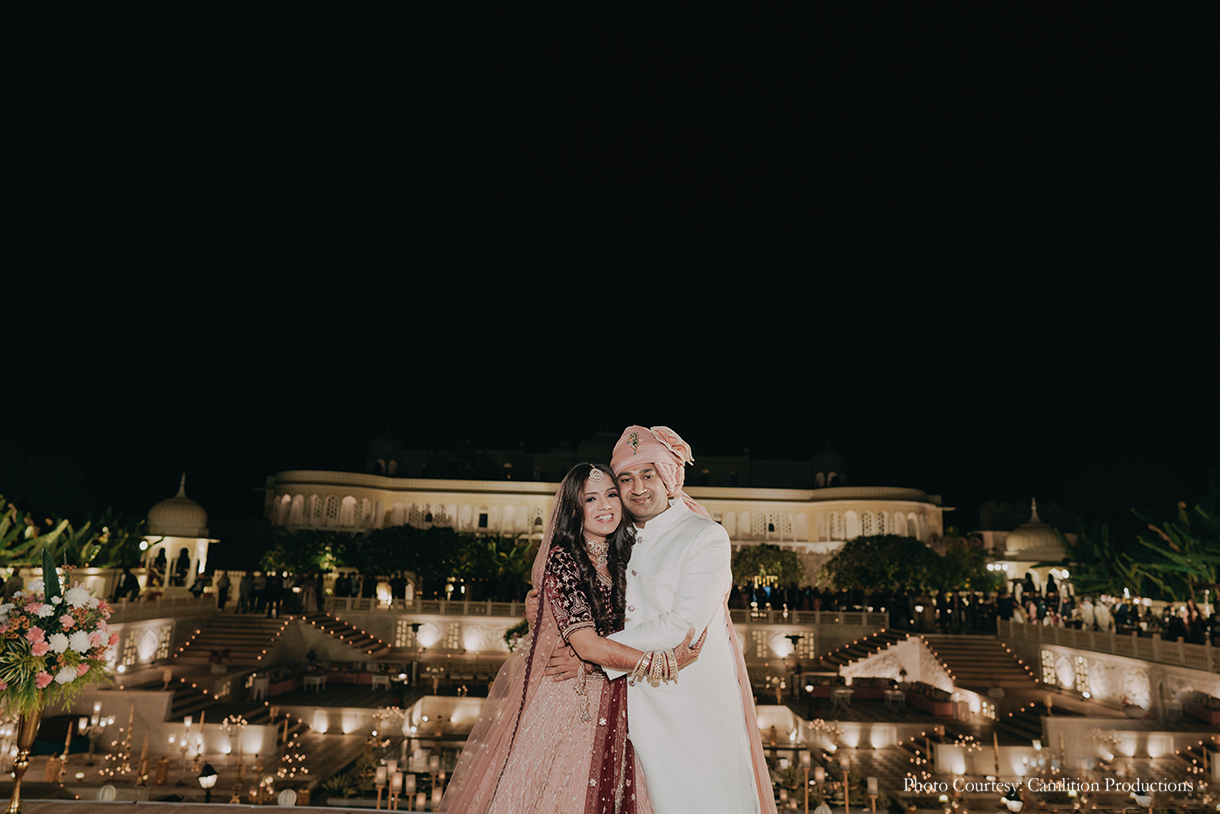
[0,551,116,715]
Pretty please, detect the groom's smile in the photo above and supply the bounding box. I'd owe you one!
[616,463,668,524]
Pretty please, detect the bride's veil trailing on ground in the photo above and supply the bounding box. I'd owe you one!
[437,493,564,813]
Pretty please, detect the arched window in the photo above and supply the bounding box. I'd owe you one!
[324,496,340,526]
[477,506,489,529]
[815,473,826,488]
[829,511,844,540]
[738,512,751,540]
[391,503,405,526]
[309,495,323,525]
[723,511,737,537]
[844,510,860,540]
[289,495,304,525]
[862,511,874,536]
[893,512,907,536]
[827,472,838,487]
[276,494,291,526]
[816,512,827,542]
[339,496,357,527]
[387,460,397,475]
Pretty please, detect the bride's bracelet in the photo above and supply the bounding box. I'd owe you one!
[629,652,652,686]
[663,648,678,682]
[649,649,664,686]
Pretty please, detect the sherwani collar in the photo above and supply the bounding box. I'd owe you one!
[633,498,687,542]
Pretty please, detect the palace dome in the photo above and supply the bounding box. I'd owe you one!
[812,443,846,487]
[366,432,403,463]
[147,475,209,537]
[1004,499,1067,560]
[365,432,404,475]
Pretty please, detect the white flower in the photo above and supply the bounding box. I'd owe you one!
[54,666,76,685]
[69,631,92,653]
[49,633,70,654]
[64,586,91,608]
[0,604,14,615]
[51,596,62,604]
[87,597,99,608]
[28,579,43,592]
[37,605,54,618]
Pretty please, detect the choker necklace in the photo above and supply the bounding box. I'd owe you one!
[584,537,609,569]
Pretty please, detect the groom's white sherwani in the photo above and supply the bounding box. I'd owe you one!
[604,499,760,814]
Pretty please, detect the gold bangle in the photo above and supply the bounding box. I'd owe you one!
[665,648,678,683]
[649,649,663,686]
[629,652,650,686]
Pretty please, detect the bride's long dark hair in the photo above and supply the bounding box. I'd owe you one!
[547,462,635,633]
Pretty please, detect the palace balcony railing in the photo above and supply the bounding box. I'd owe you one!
[324,596,889,629]
[108,595,219,623]
[998,620,1218,673]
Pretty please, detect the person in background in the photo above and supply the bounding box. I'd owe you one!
[216,571,231,610]
[238,570,253,613]
[252,571,267,613]
[114,566,141,602]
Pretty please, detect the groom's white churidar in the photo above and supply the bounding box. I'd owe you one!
[601,426,774,814]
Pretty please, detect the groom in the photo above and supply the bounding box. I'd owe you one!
[546,425,775,814]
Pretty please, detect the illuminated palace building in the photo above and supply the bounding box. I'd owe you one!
[265,432,948,584]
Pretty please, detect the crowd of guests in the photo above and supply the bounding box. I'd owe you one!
[729,576,1220,644]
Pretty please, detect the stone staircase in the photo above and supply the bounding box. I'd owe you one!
[920,635,1039,691]
[171,615,294,666]
[814,629,911,670]
[299,612,391,658]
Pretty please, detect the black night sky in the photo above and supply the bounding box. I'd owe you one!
[7,11,1218,561]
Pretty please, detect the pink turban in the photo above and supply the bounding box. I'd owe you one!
[610,426,711,519]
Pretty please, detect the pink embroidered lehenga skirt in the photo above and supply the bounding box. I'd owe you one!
[489,672,653,814]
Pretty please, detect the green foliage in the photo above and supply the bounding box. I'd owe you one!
[261,529,343,574]
[261,523,536,602]
[1133,502,1220,602]
[0,497,144,570]
[504,619,530,652]
[928,529,998,594]
[820,535,939,592]
[732,544,805,587]
[457,534,535,602]
[1037,523,1145,597]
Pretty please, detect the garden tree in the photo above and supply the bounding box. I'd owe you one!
[260,529,343,574]
[355,525,500,599]
[732,544,804,589]
[820,535,940,593]
[1036,523,1146,597]
[456,534,535,602]
[1134,501,1220,602]
[924,529,997,594]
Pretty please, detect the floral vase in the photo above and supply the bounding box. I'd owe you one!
[6,703,44,814]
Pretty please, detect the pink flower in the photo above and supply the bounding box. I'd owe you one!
[108,632,120,646]
[31,641,50,657]
[88,631,105,648]
[76,664,90,677]
[0,680,7,691]
[98,600,111,614]
[59,615,75,629]
[26,627,45,644]
[35,672,52,689]
[25,602,41,613]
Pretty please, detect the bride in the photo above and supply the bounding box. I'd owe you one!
[440,463,701,814]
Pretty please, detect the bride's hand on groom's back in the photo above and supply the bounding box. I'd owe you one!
[675,627,707,669]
